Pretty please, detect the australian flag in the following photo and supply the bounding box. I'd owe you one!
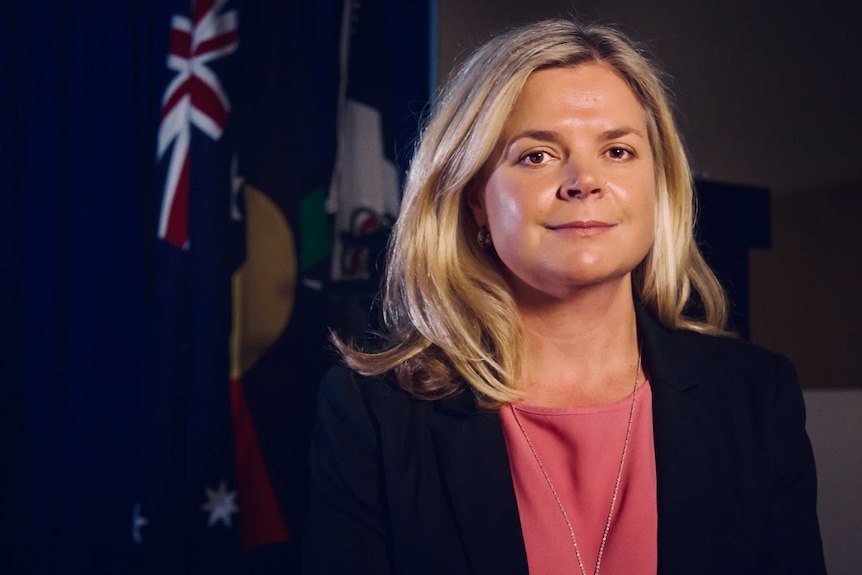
[131,0,244,572]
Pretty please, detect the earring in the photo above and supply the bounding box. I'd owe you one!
[477,227,492,249]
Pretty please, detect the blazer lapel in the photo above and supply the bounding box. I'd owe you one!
[638,307,718,574]
[431,392,530,575]
[424,308,722,575]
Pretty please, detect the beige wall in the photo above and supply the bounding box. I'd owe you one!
[437,1,862,572]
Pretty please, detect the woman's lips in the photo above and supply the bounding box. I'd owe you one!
[547,220,616,236]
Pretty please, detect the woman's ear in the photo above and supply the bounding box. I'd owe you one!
[466,180,488,228]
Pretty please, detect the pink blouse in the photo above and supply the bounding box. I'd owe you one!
[500,381,658,575]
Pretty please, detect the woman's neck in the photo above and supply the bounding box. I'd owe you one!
[514,279,641,408]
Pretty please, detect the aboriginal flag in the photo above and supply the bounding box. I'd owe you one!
[230,0,429,564]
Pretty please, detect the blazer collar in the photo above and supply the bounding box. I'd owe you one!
[636,303,703,392]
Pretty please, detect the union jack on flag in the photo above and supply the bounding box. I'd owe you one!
[157,0,239,248]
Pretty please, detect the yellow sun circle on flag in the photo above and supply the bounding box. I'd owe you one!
[230,184,297,378]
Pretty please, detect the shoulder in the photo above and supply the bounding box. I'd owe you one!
[318,365,406,418]
[310,367,429,480]
[669,327,790,369]
[319,364,390,401]
[320,364,479,408]
[638,308,800,396]
[319,364,424,405]
[317,365,463,429]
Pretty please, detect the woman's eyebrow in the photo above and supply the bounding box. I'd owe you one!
[507,129,563,144]
[599,126,645,141]
[507,127,645,145]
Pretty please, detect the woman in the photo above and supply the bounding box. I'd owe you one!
[303,19,826,575]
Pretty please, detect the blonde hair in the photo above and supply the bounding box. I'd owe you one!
[335,19,729,405]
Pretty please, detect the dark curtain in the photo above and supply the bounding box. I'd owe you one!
[0,0,429,573]
[1,1,162,573]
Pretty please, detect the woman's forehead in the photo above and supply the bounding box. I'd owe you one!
[500,64,648,138]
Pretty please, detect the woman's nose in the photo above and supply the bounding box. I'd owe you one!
[559,161,603,200]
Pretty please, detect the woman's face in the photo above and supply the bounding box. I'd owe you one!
[470,63,656,301]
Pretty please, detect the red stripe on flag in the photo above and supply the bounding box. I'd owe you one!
[193,0,215,25]
[160,78,190,122]
[189,75,230,129]
[163,152,190,247]
[168,27,192,59]
[195,30,239,57]
[231,377,291,550]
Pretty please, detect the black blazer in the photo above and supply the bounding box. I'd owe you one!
[303,308,826,574]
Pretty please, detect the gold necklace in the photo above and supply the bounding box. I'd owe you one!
[509,348,642,575]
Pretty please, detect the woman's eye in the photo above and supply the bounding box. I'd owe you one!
[522,151,548,164]
[607,147,632,159]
